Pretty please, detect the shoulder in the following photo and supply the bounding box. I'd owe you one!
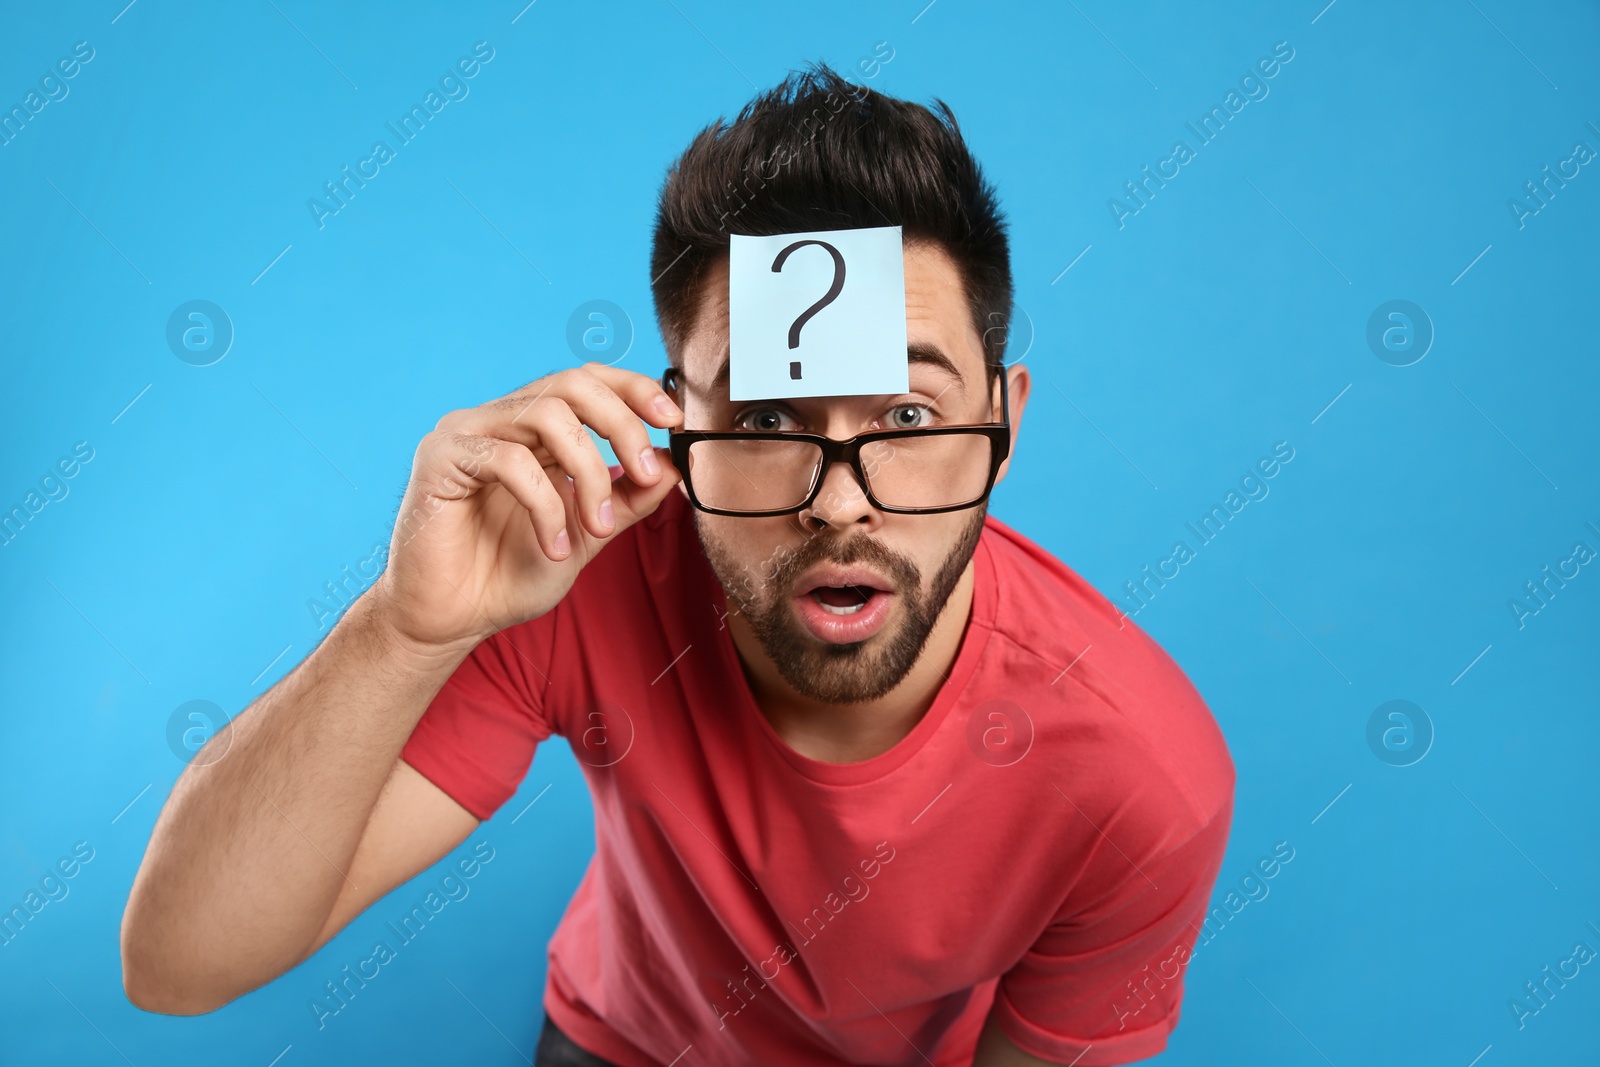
[978,515,1235,843]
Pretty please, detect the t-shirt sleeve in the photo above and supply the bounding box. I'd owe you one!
[400,611,559,822]
[990,795,1233,1066]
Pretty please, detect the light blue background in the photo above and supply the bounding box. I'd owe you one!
[2,1,1597,1064]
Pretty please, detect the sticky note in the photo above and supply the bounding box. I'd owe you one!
[728,225,910,401]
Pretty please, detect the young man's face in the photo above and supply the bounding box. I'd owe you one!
[673,239,1029,705]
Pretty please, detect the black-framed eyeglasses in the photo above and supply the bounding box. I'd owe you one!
[659,366,1012,517]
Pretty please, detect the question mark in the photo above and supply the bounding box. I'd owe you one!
[771,239,846,380]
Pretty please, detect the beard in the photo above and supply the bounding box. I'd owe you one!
[694,506,988,705]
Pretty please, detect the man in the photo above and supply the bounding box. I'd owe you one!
[122,65,1233,1066]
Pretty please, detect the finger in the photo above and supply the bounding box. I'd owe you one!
[418,431,572,561]
[518,397,617,539]
[441,367,674,490]
[486,366,680,431]
[555,365,672,488]
[577,363,682,429]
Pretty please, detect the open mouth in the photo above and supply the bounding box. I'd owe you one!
[809,585,879,616]
[791,567,896,643]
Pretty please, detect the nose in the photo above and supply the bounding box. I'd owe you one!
[797,455,882,533]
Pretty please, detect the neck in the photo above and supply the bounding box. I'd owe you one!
[728,557,978,764]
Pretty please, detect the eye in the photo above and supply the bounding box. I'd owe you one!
[884,403,932,429]
[735,407,798,432]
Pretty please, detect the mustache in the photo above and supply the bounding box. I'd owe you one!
[771,532,921,595]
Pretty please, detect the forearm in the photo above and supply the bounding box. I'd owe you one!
[121,584,472,1012]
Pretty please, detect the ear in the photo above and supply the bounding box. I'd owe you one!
[994,364,1030,487]
[661,368,690,501]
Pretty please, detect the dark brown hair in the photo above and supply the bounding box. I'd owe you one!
[649,62,1013,382]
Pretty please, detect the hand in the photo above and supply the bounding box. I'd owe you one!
[373,363,683,654]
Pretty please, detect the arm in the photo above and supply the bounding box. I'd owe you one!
[307,753,481,957]
[121,364,684,1014]
[120,591,478,1014]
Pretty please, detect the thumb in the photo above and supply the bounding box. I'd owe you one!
[562,448,682,556]
[607,447,683,533]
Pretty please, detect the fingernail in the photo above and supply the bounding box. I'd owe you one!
[553,528,570,555]
[599,497,615,530]
[639,447,660,477]
[653,394,679,419]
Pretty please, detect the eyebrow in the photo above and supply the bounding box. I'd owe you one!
[707,341,967,398]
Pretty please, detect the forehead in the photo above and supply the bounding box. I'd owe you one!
[679,238,983,396]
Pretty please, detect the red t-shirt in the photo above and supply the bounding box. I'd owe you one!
[400,480,1234,1067]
